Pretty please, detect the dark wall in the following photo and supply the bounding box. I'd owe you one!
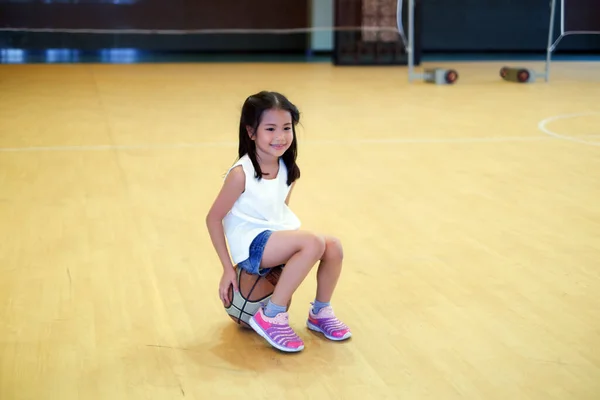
[0,0,308,31]
[421,0,600,53]
[0,0,599,54]
[0,0,310,52]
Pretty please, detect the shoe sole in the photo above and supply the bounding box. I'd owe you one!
[249,317,304,353]
[307,321,352,341]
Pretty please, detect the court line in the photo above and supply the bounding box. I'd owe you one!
[2,132,600,153]
[538,112,600,147]
[0,142,236,153]
[0,135,553,152]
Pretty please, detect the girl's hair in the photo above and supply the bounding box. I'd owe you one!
[237,91,301,186]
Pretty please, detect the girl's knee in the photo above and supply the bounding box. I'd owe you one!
[324,236,343,262]
[304,233,326,260]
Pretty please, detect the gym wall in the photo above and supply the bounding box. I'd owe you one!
[0,0,599,54]
[420,0,600,53]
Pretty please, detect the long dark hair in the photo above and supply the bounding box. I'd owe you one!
[237,91,301,186]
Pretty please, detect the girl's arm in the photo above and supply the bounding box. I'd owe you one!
[206,166,245,272]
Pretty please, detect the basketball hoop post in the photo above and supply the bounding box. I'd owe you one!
[501,0,558,83]
[545,0,558,82]
[503,0,600,83]
[404,0,458,85]
[406,0,422,82]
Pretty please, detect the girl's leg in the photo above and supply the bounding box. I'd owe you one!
[258,232,345,307]
[249,230,325,353]
[314,236,344,304]
[307,235,351,341]
[259,230,326,307]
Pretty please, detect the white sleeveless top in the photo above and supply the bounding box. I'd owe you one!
[222,154,301,264]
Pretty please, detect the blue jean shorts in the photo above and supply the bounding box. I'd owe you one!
[237,230,282,276]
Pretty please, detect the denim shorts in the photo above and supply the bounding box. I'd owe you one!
[237,230,276,276]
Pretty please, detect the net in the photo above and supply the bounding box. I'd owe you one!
[546,0,600,80]
[0,0,418,66]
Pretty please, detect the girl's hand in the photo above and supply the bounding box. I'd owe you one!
[219,268,239,307]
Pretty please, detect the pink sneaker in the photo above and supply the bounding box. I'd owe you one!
[249,307,304,352]
[307,304,352,341]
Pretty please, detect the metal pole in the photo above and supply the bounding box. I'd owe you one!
[545,0,557,82]
[408,0,414,82]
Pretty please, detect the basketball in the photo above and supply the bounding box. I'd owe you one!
[224,265,291,327]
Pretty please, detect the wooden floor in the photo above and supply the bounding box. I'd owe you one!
[1,60,599,400]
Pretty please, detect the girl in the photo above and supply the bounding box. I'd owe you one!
[205,91,351,353]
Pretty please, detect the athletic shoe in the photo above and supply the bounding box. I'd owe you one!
[249,307,304,352]
[307,304,352,341]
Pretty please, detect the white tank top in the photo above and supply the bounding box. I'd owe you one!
[222,154,301,265]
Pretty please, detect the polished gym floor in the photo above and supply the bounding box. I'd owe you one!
[1,60,599,399]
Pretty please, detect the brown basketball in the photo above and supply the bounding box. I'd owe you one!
[224,265,291,328]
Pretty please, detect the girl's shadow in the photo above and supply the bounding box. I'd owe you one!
[181,318,353,375]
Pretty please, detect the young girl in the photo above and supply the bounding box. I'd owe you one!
[205,91,351,353]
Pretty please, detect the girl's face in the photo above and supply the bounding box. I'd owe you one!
[249,108,294,161]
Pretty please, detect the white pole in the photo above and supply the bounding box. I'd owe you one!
[545,0,557,82]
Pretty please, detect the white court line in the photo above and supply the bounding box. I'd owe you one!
[0,142,236,153]
[1,131,599,153]
[0,135,562,153]
[538,112,600,147]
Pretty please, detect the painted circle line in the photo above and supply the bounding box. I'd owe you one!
[538,112,600,147]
